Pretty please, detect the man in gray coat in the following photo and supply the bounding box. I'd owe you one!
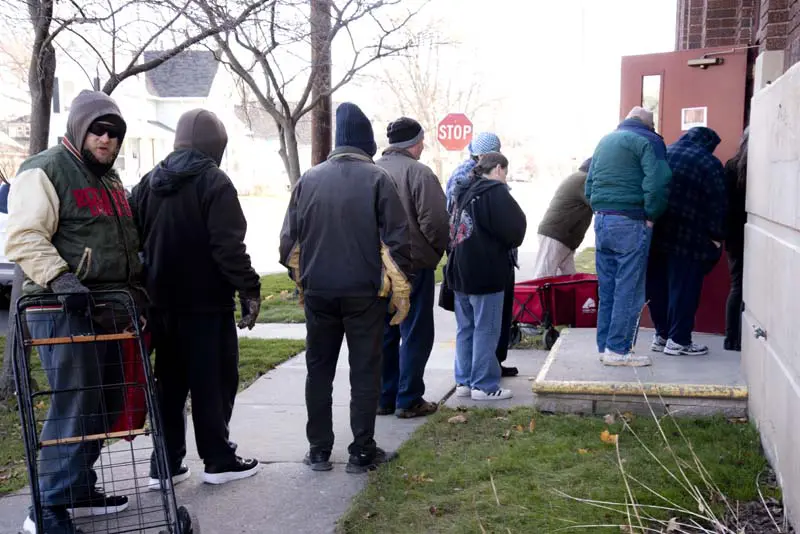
[375,117,449,418]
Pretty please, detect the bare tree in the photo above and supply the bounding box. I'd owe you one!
[190,0,426,185]
[371,28,495,180]
[0,0,269,401]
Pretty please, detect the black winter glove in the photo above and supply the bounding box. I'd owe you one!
[237,296,261,330]
[50,272,91,315]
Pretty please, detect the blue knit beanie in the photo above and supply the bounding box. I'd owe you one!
[468,132,501,156]
[335,102,377,157]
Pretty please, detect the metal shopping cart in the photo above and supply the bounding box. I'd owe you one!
[12,290,198,533]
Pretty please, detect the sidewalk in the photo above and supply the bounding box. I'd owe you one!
[0,295,542,534]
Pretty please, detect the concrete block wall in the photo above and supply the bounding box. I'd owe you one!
[745,58,800,528]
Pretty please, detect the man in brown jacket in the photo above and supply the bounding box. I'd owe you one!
[533,158,594,278]
[375,117,449,418]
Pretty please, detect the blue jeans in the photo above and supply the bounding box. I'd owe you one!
[594,214,652,355]
[454,291,505,393]
[27,309,124,506]
[380,269,435,410]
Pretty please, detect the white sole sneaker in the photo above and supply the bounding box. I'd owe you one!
[455,385,471,397]
[148,466,192,491]
[663,345,709,356]
[470,388,513,401]
[602,350,652,367]
[22,516,35,534]
[68,500,129,518]
[202,462,261,485]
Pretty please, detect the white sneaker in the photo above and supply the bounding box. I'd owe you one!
[650,334,667,352]
[470,388,513,401]
[455,385,471,397]
[148,464,191,491]
[601,349,652,367]
[663,340,709,356]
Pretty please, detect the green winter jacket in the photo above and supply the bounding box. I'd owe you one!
[585,118,672,220]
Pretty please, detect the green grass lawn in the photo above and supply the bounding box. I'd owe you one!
[339,407,773,534]
[575,247,596,274]
[0,336,305,495]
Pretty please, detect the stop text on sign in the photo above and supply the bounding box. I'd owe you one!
[437,113,474,151]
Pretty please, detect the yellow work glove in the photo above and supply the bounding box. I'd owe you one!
[381,244,411,326]
[286,244,305,305]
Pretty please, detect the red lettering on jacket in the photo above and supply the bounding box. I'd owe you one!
[72,187,132,218]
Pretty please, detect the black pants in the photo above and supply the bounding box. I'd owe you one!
[304,295,387,456]
[646,252,706,346]
[496,269,515,363]
[151,311,239,469]
[725,253,744,349]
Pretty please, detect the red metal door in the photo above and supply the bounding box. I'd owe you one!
[619,47,749,335]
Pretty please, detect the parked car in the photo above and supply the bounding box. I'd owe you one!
[0,211,14,308]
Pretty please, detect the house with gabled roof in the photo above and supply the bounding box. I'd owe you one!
[47,49,283,193]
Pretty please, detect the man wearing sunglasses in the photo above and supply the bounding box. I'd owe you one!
[6,90,144,534]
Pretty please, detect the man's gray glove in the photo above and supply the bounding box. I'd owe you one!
[50,272,91,315]
[237,296,261,330]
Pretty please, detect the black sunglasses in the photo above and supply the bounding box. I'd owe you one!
[88,122,122,139]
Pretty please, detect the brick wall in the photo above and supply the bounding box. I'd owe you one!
[676,0,754,49]
[786,0,800,67]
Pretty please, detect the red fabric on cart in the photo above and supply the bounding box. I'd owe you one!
[109,332,151,441]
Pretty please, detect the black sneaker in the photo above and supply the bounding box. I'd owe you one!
[202,456,260,485]
[303,450,333,472]
[500,365,519,377]
[148,464,192,491]
[376,405,395,416]
[24,506,85,533]
[67,489,129,518]
[345,447,397,474]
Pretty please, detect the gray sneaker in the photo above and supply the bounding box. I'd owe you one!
[650,334,667,352]
[601,349,652,367]
[663,340,708,356]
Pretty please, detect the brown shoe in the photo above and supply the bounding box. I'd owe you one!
[395,399,438,419]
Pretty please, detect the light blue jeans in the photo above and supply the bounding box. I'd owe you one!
[594,213,652,355]
[454,291,505,393]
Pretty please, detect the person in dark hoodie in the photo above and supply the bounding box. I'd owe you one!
[6,90,142,534]
[279,103,413,474]
[130,109,262,488]
[647,126,727,357]
[375,117,449,419]
[447,152,527,401]
[723,128,748,352]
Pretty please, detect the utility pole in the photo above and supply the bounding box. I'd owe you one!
[310,0,332,165]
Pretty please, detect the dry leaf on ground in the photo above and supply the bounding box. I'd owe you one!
[411,473,434,483]
[514,424,524,432]
[621,412,634,423]
[502,429,512,440]
[448,414,468,424]
[666,517,680,532]
[528,419,536,432]
[600,429,619,444]
[578,448,590,455]
[494,416,509,421]
[603,414,616,425]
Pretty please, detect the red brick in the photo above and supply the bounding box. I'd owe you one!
[708,7,738,17]
[766,35,787,48]
[766,21,788,34]
[768,9,790,21]
[707,16,740,27]
[707,26,739,36]
[706,36,738,45]
[707,0,739,8]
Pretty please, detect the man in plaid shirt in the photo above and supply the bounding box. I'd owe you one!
[647,127,727,356]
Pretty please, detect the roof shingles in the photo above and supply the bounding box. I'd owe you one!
[143,50,219,98]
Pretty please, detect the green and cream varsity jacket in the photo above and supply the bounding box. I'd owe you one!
[6,140,143,296]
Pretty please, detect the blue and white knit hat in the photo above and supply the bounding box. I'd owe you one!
[468,132,501,156]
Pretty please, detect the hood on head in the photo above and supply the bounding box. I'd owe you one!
[66,90,126,152]
[173,109,228,166]
[149,149,217,196]
[679,127,721,153]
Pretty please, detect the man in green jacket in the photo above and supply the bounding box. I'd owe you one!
[6,90,141,533]
[534,158,593,278]
[585,106,672,367]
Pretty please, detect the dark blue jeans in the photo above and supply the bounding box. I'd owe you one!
[594,214,652,354]
[646,251,706,346]
[380,268,436,410]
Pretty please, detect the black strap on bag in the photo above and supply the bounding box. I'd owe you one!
[438,257,455,312]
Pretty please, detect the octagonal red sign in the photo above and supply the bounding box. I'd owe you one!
[437,113,473,151]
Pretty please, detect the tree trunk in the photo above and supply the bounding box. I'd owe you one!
[310,0,332,166]
[283,123,302,186]
[1,0,56,401]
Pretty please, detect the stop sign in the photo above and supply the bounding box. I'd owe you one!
[437,113,473,151]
